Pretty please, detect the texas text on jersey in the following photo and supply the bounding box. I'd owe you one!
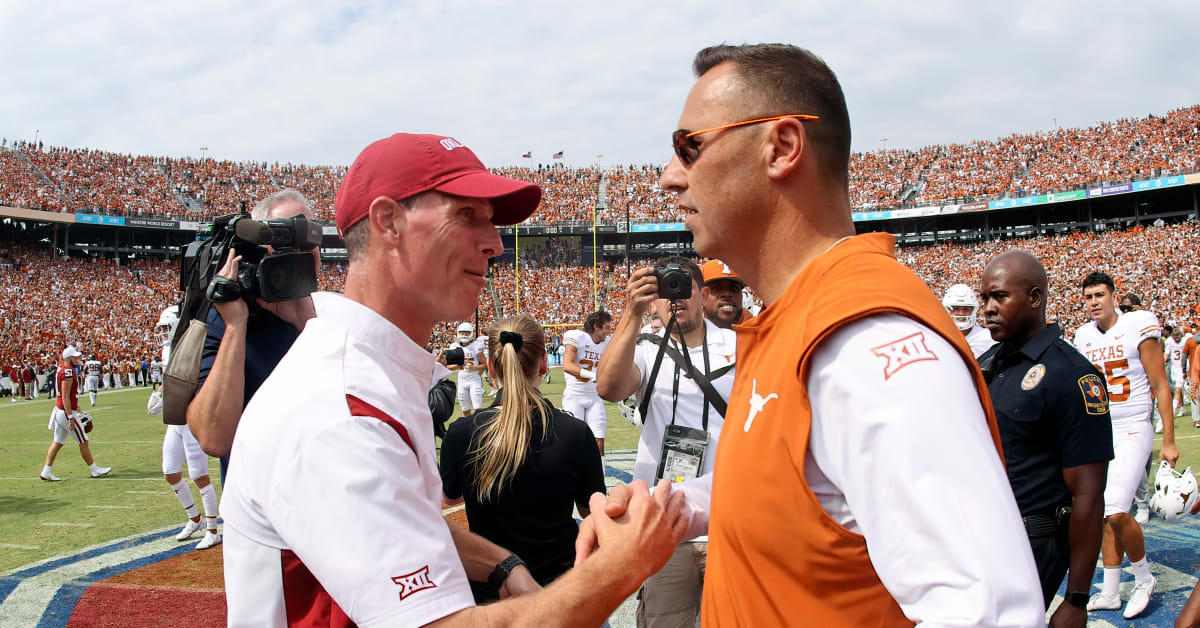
[1073,309,1162,424]
[562,329,609,394]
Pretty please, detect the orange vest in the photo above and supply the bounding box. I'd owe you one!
[703,233,1004,627]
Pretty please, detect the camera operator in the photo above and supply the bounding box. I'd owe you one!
[596,256,736,627]
[187,189,319,480]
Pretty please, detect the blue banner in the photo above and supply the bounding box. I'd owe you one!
[852,211,893,222]
[76,214,125,226]
[631,223,686,233]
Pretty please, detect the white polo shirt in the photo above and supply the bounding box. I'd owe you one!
[632,317,735,543]
[221,293,473,627]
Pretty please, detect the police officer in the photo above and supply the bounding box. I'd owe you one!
[977,251,1113,628]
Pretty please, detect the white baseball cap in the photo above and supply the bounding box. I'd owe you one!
[62,346,82,359]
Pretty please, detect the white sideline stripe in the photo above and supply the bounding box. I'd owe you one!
[8,441,160,445]
[85,505,134,510]
[40,522,94,528]
[0,524,181,626]
[125,491,162,494]
[0,477,162,481]
[0,544,40,550]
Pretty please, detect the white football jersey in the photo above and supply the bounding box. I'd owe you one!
[84,360,102,376]
[1165,336,1185,369]
[151,358,164,375]
[964,325,998,359]
[1073,310,1162,424]
[457,336,487,383]
[563,329,609,397]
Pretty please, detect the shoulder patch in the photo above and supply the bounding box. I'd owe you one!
[1078,373,1109,416]
[870,331,939,380]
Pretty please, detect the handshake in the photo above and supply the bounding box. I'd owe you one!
[572,479,701,579]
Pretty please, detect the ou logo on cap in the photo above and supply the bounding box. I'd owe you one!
[439,137,465,151]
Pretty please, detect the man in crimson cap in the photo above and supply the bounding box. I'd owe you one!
[700,259,752,329]
[221,134,690,626]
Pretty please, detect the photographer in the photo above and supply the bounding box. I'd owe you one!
[596,256,736,627]
[186,189,319,479]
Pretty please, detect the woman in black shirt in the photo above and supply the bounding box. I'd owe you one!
[440,314,606,601]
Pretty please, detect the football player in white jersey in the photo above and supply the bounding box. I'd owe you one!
[942,283,997,358]
[451,322,488,417]
[1072,272,1177,619]
[83,356,103,407]
[562,311,614,466]
[149,305,221,550]
[1164,325,1187,417]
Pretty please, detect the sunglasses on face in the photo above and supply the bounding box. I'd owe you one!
[671,114,820,166]
[1119,305,1133,313]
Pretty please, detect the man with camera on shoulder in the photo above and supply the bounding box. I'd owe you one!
[186,189,320,481]
[596,256,736,627]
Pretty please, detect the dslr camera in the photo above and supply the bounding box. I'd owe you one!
[180,211,323,305]
[653,263,692,300]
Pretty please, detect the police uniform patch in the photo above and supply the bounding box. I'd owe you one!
[1078,373,1109,415]
[1020,364,1046,391]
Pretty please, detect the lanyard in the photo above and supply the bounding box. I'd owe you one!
[669,326,711,432]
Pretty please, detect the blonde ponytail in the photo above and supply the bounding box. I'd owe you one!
[467,314,551,502]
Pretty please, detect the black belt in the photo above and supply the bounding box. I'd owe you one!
[1023,506,1072,538]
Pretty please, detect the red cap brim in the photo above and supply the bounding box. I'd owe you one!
[435,171,542,226]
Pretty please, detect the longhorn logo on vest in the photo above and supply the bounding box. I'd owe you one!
[870,331,939,380]
[439,137,465,151]
[392,566,438,600]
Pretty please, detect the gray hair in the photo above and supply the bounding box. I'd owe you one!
[252,188,313,220]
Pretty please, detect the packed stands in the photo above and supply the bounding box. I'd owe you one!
[5,219,1200,370]
[907,220,1200,337]
[4,105,1197,223]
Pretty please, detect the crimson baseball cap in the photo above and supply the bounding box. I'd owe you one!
[335,133,542,236]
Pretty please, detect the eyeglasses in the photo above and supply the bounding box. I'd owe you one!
[671,114,820,166]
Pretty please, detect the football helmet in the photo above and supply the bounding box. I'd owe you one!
[942,284,979,331]
[155,306,180,347]
[1149,460,1198,523]
[456,322,475,346]
[76,411,94,433]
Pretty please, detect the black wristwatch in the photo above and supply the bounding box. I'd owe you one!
[488,554,525,590]
[1064,590,1089,609]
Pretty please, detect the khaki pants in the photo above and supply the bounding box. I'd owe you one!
[637,542,706,628]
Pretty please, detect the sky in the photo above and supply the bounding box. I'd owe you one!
[2,1,1197,170]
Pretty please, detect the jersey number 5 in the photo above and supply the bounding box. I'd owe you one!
[1099,359,1131,403]
[573,358,596,383]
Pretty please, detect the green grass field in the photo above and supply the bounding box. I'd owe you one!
[6,372,1200,576]
[0,369,638,573]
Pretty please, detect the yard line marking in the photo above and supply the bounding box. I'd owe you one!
[40,523,94,528]
[85,505,134,510]
[0,544,40,550]
[124,491,161,495]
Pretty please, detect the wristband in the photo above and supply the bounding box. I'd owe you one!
[488,554,525,590]
[580,368,596,381]
[1064,590,1089,609]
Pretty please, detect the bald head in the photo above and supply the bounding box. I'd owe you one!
[980,250,1048,345]
[985,251,1047,295]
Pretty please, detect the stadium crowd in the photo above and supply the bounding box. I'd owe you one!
[0,243,173,387]
[4,106,1197,224]
[5,218,1200,376]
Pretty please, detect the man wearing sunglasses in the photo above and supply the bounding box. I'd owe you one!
[578,43,1043,626]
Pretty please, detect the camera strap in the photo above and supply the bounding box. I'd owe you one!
[636,311,732,425]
